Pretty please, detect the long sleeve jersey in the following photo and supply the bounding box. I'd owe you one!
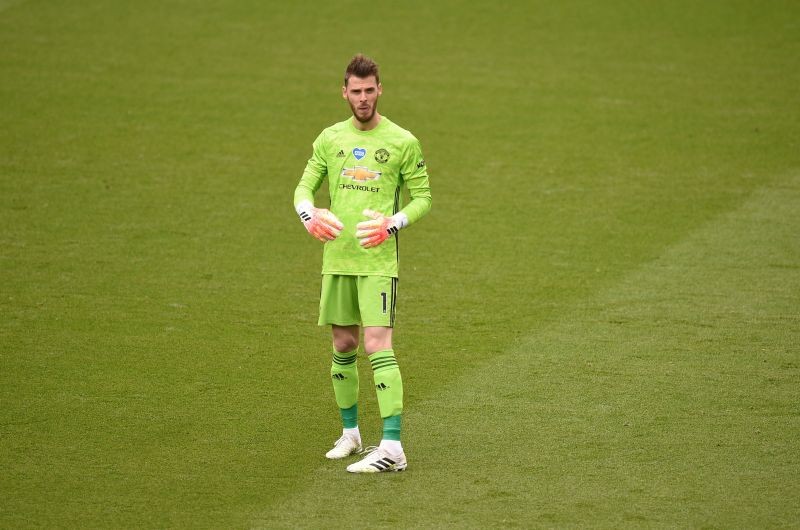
[294,116,432,277]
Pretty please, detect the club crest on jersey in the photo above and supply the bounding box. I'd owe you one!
[353,147,366,160]
[375,148,390,164]
[341,166,382,181]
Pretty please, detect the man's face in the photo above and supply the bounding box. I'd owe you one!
[343,75,382,123]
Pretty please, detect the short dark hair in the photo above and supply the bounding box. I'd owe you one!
[344,54,380,86]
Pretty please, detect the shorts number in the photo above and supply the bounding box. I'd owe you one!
[381,292,387,314]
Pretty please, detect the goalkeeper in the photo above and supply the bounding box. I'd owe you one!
[293,54,432,473]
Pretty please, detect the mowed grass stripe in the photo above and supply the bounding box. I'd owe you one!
[256,176,800,528]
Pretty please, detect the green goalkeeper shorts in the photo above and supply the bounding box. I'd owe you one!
[318,274,397,328]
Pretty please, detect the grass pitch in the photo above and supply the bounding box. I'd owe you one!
[1,0,799,527]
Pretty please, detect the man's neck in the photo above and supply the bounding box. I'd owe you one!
[351,113,382,132]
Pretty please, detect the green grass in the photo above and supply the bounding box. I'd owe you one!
[1,0,798,527]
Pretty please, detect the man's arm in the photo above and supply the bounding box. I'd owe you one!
[294,132,328,207]
[398,138,432,225]
[294,131,343,242]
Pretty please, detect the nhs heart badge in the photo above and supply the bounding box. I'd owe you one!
[353,147,366,160]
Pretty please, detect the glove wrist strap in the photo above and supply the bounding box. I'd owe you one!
[391,212,409,230]
[296,200,314,222]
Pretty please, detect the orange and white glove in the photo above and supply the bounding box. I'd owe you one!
[355,209,408,248]
[296,201,344,242]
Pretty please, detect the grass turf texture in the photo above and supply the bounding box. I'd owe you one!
[1,0,798,527]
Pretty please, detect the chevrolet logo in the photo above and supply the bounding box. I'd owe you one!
[341,166,382,182]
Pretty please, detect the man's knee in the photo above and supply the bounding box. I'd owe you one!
[334,336,358,353]
[332,326,359,353]
[364,327,392,354]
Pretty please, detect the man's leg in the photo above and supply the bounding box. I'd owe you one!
[326,324,363,459]
[364,327,404,446]
[331,325,360,426]
[346,325,407,472]
[319,275,363,459]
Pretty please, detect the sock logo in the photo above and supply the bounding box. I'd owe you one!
[375,382,389,390]
[332,373,346,381]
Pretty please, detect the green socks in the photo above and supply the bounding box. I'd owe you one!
[331,348,404,439]
[382,415,402,442]
[370,349,403,440]
[331,350,359,429]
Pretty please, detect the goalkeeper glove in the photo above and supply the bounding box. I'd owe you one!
[296,200,344,242]
[356,209,408,248]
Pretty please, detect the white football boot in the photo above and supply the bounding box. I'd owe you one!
[325,434,362,460]
[346,446,407,473]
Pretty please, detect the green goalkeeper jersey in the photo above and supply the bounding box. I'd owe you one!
[294,116,432,278]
